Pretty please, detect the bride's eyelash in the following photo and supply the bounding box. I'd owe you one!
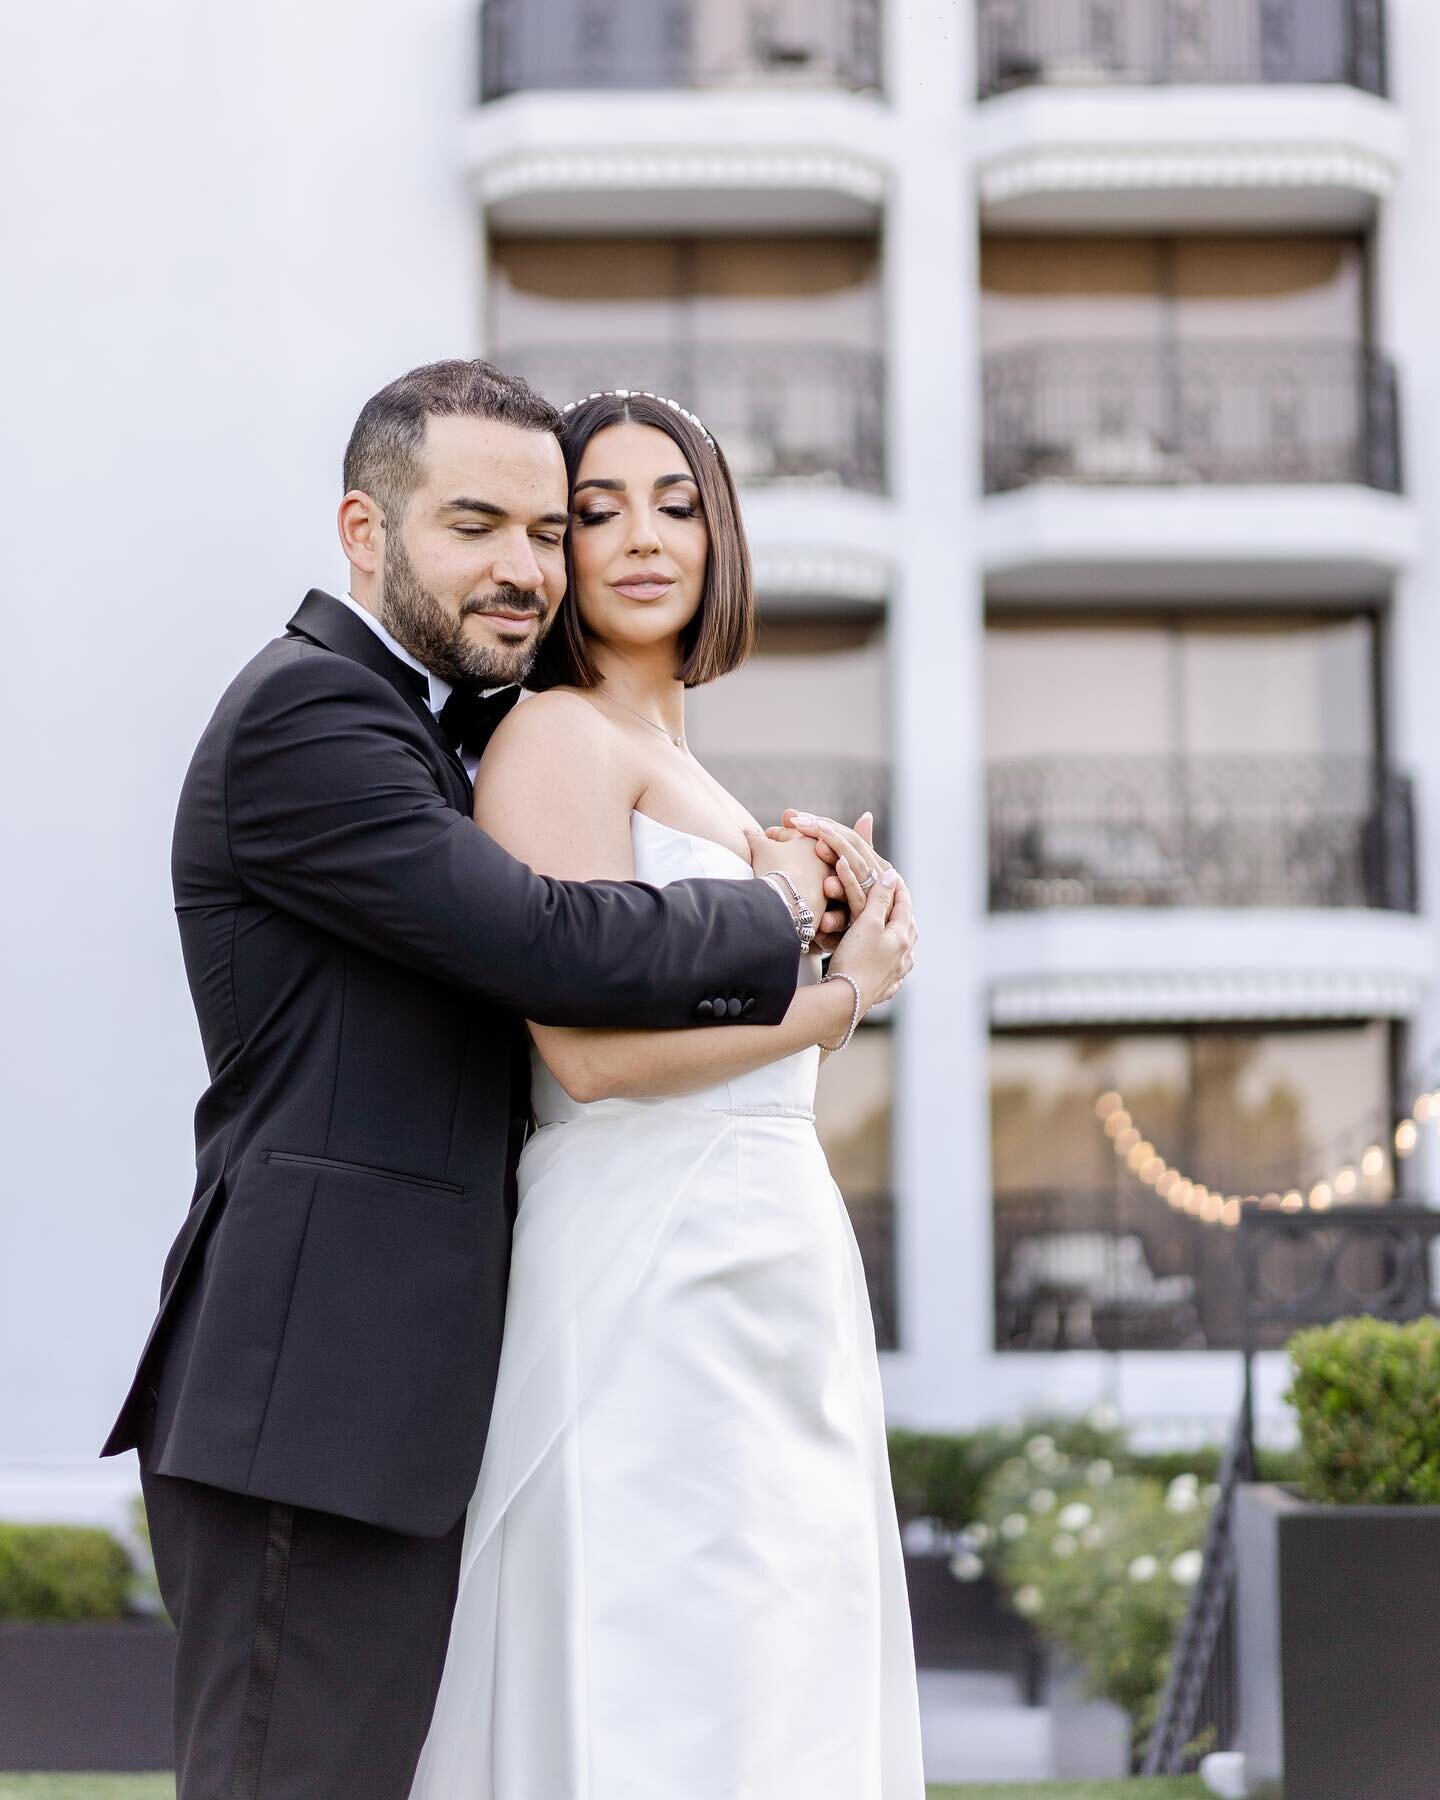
[574,504,700,526]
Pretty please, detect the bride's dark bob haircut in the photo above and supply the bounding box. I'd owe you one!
[526,390,756,692]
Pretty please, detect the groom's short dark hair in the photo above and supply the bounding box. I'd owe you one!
[343,359,562,523]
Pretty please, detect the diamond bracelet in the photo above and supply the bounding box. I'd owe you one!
[819,971,863,1053]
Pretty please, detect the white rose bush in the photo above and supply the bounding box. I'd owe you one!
[966,1430,1214,1741]
[886,1412,1272,1755]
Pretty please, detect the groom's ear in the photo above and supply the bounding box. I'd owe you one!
[338,489,386,575]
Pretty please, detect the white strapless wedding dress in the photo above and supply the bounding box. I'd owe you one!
[409,812,924,1800]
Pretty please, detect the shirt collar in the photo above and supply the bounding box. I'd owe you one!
[339,591,452,717]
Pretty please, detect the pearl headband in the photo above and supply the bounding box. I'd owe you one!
[560,388,719,457]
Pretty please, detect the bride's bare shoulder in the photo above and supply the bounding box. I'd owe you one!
[476,686,640,817]
[491,686,615,754]
[480,687,621,778]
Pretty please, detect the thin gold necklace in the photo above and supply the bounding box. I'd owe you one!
[597,686,687,751]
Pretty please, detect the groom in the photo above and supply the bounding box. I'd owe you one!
[102,359,849,1799]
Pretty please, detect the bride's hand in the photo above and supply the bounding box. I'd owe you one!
[781,810,892,889]
[826,857,916,1013]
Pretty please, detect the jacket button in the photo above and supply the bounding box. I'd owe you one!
[742,997,756,1017]
[696,999,715,1019]
[726,997,743,1019]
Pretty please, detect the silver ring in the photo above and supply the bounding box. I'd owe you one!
[858,869,878,892]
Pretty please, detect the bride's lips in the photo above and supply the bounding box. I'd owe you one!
[612,576,675,599]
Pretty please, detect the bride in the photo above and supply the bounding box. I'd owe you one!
[409,390,924,1799]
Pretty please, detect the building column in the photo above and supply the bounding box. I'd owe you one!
[1376,0,1440,1199]
[880,0,991,1425]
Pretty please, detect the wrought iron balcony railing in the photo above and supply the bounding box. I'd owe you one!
[480,0,883,101]
[983,340,1401,495]
[995,1189,1212,1351]
[993,1188,1415,1353]
[987,754,1417,913]
[498,344,886,494]
[977,0,1386,99]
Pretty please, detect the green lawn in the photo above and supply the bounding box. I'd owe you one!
[0,1781,1209,1799]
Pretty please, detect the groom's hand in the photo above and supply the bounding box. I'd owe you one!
[748,828,848,942]
[776,810,890,952]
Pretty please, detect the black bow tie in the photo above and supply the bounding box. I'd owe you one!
[438,686,521,758]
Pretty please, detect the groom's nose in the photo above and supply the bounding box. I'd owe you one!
[490,532,546,594]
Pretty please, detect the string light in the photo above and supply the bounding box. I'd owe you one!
[1088,1065,1436,1230]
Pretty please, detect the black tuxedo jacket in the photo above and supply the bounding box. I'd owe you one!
[103,590,797,1535]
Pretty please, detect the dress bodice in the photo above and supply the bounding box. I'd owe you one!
[528,811,819,1127]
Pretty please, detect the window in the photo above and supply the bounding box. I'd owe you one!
[488,236,886,490]
[980,236,1365,355]
[690,612,897,1346]
[688,612,890,842]
[985,612,1378,760]
[991,1023,1396,1348]
[817,1024,897,1350]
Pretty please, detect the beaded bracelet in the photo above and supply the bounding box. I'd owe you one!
[819,971,863,1053]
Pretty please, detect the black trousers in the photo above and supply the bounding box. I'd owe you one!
[139,1459,465,1800]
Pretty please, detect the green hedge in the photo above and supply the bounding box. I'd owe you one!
[0,1525,135,1623]
[888,1425,1299,1534]
[1287,1315,1440,1505]
[888,1429,989,1532]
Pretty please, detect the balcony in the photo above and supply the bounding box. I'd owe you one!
[988,755,1416,914]
[993,1189,1401,1352]
[973,2,1399,232]
[983,341,1400,498]
[977,0,1387,100]
[481,0,883,100]
[498,344,885,493]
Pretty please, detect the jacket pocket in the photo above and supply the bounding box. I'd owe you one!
[263,1149,466,1201]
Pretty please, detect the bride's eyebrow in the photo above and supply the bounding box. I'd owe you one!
[572,474,695,496]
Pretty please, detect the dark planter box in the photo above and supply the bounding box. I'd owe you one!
[903,1550,1044,1703]
[0,1622,174,1770]
[1236,1484,1440,1800]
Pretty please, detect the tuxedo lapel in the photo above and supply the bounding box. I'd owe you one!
[285,590,471,807]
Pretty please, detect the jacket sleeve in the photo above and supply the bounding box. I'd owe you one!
[221,651,799,1028]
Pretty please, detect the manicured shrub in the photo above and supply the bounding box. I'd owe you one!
[888,1429,984,1531]
[0,1523,136,1622]
[1287,1314,1440,1505]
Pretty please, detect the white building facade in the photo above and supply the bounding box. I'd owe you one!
[5,0,1439,1526]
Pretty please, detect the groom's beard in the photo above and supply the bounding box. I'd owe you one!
[379,533,549,692]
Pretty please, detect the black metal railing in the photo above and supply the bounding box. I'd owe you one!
[983,341,1402,495]
[988,754,1417,913]
[997,1189,1222,1351]
[977,0,1386,98]
[1142,1204,1440,1774]
[498,344,886,493]
[1140,1410,1252,1773]
[701,754,890,854]
[481,0,883,100]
